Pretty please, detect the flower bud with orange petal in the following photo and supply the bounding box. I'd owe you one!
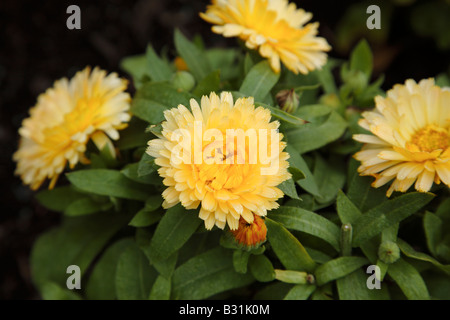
[230,214,267,249]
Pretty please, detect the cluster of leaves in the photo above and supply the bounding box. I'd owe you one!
[31,30,450,300]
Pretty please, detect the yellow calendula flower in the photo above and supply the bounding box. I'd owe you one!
[353,78,450,197]
[146,92,291,230]
[14,67,131,190]
[200,0,331,74]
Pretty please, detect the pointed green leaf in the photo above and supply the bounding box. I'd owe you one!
[387,258,430,300]
[239,60,280,101]
[148,205,202,264]
[115,242,157,300]
[266,218,316,272]
[174,29,212,81]
[86,238,135,300]
[315,256,369,286]
[336,190,362,224]
[193,70,221,97]
[350,39,373,78]
[66,169,152,201]
[146,45,173,82]
[269,206,340,251]
[284,284,316,300]
[172,247,254,299]
[31,212,130,290]
[248,254,275,282]
[337,268,390,300]
[352,192,435,247]
[149,275,171,300]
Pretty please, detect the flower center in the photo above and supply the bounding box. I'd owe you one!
[410,125,449,153]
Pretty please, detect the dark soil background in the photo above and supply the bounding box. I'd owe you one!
[0,0,448,300]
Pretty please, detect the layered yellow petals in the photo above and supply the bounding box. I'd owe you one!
[147,92,291,230]
[353,78,450,196]
[14,67,131,190]
[200,0,330,74]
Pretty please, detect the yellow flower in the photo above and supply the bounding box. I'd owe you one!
[14,67,131,190]
[353,78,450,197]
[200,0,331,74]
[146,92,291,230]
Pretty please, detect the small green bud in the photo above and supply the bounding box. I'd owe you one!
[274,269,309,284]
[320,93,341,109]
[344,70,368,93]
[378,241,400,264]
[172,71,195,92]
[276,89,300,114]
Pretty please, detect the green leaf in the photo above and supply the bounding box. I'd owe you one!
[284,284,316,300]
[86,238,135,300]
[138,153,157,177]
[423,211,443,257]
[129,197,163,227]
[64,197,112,217]
[268,206,341,251]
[346,158,388,213]
[239,60,280,101]
[315,256,368,286]
[350,39,373,78]
[436,198,450,219]
[36,186,85,212]
[66,169,152,201]
[31,212,130,290]
[352,192,435,247]
[174,29,212,81]
[248,254,275,282]
[172,247,254,299]
[130,98,168,124]
[233,250,251,274]
[278,179,300,200]
[146,45,173,82]
[136,228,179,279]
[193,70,221,97]
[286,146,321,197]
[337,268,389,300]
[315,61,337,94]
[387,258,430,300]
[205,48,240,81]
[135,81,193,110]
[116,118,152,150]
[336,190,362,224]
[266,218,316,272]
[115,242,157,300]
[256,102,308,126]
[148,204,202,264]
[121,163,155,185]
[120,54,147,83]
[40,282,82,300]
[313,155,346,203]
[287,107,347,154]
[149,275,171,300]
[397,238,450,275]
[288,167,306,182]
[253,282,292,300]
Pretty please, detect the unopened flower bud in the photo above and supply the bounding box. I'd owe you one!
[174,56,188,71]
[320,93,341,109]
[276,89,300,114]
[378,241,400,264]
[172,71,195,92]
[230,214,267,249]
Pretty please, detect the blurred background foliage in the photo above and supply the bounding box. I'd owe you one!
[0,0,449,299]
